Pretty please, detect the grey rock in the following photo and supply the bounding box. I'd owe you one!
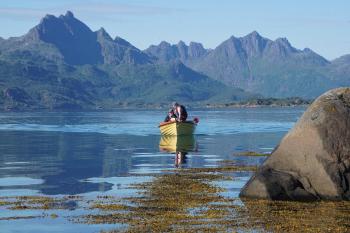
[240,87,350,201]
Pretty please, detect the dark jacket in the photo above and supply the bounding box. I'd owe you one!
[175,105,187,122]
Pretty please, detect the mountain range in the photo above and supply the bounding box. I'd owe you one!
[0,11,349,110]
[145,32,345,98]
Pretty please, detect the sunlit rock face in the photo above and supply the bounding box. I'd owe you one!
[240,87,350,201]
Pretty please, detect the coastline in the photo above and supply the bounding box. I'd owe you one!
[0,97,311,112]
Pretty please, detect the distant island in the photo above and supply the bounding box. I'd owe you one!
[0,11,349,111]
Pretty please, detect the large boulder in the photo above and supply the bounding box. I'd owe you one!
[240,87,350,201]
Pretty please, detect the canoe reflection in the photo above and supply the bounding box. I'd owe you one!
[159,135,197,167]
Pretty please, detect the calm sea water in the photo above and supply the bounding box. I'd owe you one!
[0,108,305,232]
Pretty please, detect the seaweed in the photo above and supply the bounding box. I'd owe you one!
[236,151,270,156]
[2,164,350,232]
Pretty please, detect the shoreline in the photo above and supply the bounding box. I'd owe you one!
[0,102,310,112]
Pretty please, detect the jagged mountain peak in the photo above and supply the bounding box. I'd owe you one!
[265,37,298,57]
[41,14,55,21]
[177,40,186,46]
[227,35,238,42]
[39,11,92,34]
[242,31,271,43]
[189,41,204,47]
[224,31,269,43]
[18,11,152,65]
[303,48,312,53]
[145,40,208,63]
[245,31,263,39]
[96,27,113,41]
[97,27,107,34]
[33,11,95,40]
[64,10,74,18]
[302,47,326,58]
[188,42,208,59]
[57,11,74,20]
[114,36,133,48]
[275,37,293,47]
[27,11,101,65]
[188,42,207,57]
[240,32,271,55]
[217,32,304,58]
[158,41,172,48]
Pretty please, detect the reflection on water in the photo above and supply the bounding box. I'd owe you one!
[0,109,304,233]
[159,135,197,167]
[0,131,285,196]
[174,152,187,167]
[0,107,299,196]
[159,135,197,153]
[0,131,160,195]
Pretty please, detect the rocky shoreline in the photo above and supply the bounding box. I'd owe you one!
[1,163,350,232]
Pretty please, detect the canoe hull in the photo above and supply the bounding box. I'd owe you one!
[159,121,196,136]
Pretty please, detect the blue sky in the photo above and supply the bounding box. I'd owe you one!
[0,0,349,60]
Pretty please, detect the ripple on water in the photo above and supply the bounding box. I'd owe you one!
[4,162,30,165]
[131,153,171,158]
[0,189,40,197]
[0,177,44,186]
[0,122,294,136]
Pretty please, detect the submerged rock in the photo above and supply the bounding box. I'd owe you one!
[240,87,350,201]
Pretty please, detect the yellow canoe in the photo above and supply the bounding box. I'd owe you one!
[159,121,196,136]
[159,135,196,153]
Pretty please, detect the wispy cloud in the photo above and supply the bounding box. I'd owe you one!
[0,2,184,21]
[0,7,46,19]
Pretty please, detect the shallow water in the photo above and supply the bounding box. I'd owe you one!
[0,108,305,232]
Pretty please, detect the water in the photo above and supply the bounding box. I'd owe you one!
[0,108,305,232]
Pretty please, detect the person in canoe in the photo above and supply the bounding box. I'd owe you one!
[164,102,188,122]
[164,108,177,122]
[172,102,188,122]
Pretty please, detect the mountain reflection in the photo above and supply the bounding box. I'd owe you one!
[0,131,158,195]
[0,114,281,196]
